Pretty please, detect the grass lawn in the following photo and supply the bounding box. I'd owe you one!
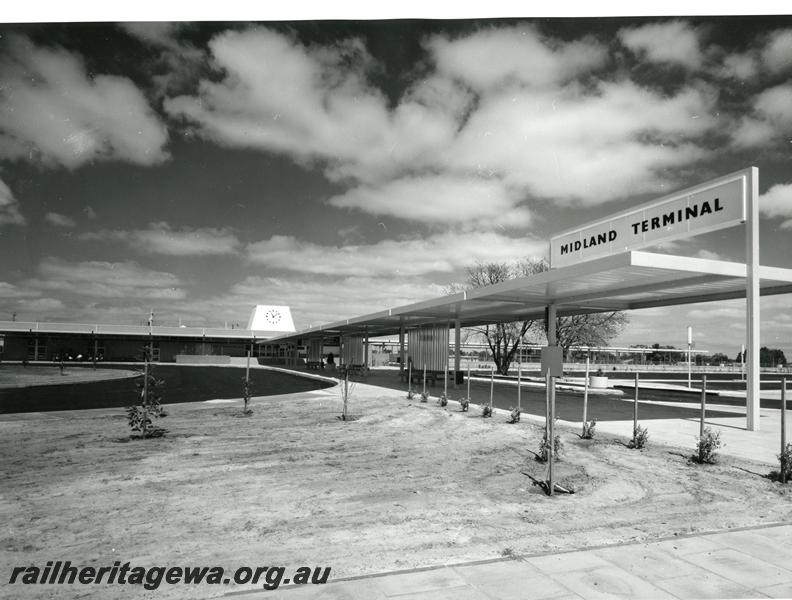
[2,381,791,599]
[0,365,332,413]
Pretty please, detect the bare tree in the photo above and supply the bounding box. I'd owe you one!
[554,312,629,359]
[451,259,546,375]
[453,258,628,374]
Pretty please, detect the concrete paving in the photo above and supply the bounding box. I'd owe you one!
[231,523,792,599]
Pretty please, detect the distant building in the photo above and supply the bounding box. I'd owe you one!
[0,305,295,363]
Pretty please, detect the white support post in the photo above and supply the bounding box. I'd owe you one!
[399,320,405,378]
[746,166,760,431]
[546,305,557,346]
[517,336,522,411]
[454,317,461,389]
[364,327,369,375]
[688,325,693,389]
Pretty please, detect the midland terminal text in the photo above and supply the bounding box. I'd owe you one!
[559,197,724,256]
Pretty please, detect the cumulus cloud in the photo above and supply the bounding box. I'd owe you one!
[0,177,25,226]
[759,183,792,228]
[427,25,608,91]
[79,222,241,256]
[718,52,760,80]
[618,21,705,69]
[733,84,792,147]
[27,258,185,300]
[327,175,531,227]
[761,28,792,74]
[246,231,547,277]
[44,212,76,228]
[0,282,40,299]
[166,26,719,214]
[165,28,462,186]
[119,22,206,97]
[444,81,714,202]
[0,34,169,169]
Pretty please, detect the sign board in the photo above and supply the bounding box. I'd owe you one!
[550,171,748,268]
[540,346,563,377]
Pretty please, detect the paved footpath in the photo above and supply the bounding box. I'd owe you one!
[231,523,792,599]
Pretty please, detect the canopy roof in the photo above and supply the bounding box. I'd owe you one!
[267,251,792,342]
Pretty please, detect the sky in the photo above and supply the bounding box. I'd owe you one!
[0,11,791,357]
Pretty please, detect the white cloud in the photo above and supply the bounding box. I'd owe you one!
[444,81,714,203]
[246,231,547,277]
[731,117,776,148]
[44,212,76,228]
[761,28,792,74]
[165,28,463,187]
[731,84,792,147]
[759,183,792,222]
[0,34,169,169]
[120,22,186,49]
[327,175,531,227]
[79,222,240,256]
[618,21,704,69]
[0,282,40,299]
[27,258,185,300]
[0,177,25,226]
[427,25,607,91]
[166,26,719,211]
[718,52,760,80]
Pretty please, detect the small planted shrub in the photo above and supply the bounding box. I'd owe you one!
[242,377,253,415]
[692,427,721,464]
[508,407,521,424]
[406,389,415,400]
[459,398,470,412]
[538,426,563,462]
[420,391,429,403]
[629,425,649,449]
[127,372,166,439]
[438,394,448,407]
[481,404,492,418]
[771,442,792,483]
[581,419,597,439]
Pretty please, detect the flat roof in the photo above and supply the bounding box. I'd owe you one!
[0,322,279,340]
[266,251,792,342]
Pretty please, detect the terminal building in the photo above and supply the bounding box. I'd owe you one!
[0,305,296,364]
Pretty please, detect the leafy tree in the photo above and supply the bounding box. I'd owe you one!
[709,352,731,365]
[646,344,677,364]
[737,347,788,366]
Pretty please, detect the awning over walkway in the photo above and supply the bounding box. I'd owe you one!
[266,251,792,341]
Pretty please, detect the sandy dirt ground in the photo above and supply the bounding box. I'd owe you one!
[2,382,791,599]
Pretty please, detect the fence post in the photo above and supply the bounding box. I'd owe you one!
[548,373,555,496]
[467,362,471,399]
[582,355,590,436]
[517,337,522,411]
[489,366,494,411]
[782,377,787,484]
[633,372,639,444]
[423,364,427,395]
[699,375,707,462]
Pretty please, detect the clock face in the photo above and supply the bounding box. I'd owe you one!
[264,309,281,325]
